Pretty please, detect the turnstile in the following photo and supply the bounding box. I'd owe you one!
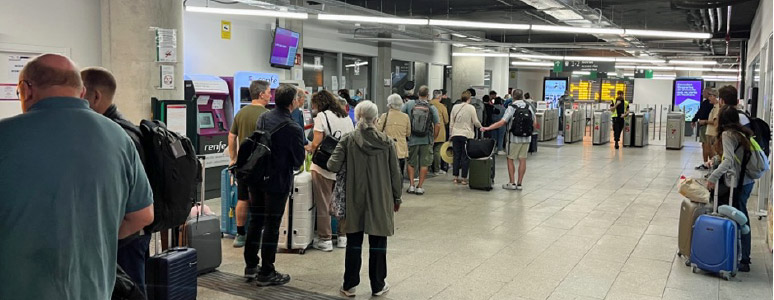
[536,108,559,141]
[623,112,650,147]
[592,110,612,145]
[564,109,583,143]
[666,112,685,149]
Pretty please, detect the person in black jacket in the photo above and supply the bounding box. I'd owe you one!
[81,67,152,296]
[245,83,305,286]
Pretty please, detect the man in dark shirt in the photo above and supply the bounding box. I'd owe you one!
[81,66,152,294]
[244,83,305,286]
[611,91,628,149]
[692,88,715,169]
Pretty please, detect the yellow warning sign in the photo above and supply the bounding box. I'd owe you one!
[221,20,231,40]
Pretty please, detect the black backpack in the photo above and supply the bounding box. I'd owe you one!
[139,120,200,233]
[410,101,433,137]
[741,111,771,156]
[235,119,292,185]
[509,103,534,137]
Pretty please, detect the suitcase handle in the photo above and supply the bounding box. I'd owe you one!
[713,174,735,214]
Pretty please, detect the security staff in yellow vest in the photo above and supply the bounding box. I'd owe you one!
[610,90,629,149]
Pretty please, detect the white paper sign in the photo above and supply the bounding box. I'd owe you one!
[196,95,211,105]
[0,84,16,100]
[160,65,174,89]
[212,99,224,110]
[156,28,177,62]
[331,76,339,91]
[341,76,346,89]
[166,104,187,136]
[293,68,303,81]
[314,56,321,67]
[7,55,32,83]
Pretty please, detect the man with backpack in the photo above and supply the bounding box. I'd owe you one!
[401,85,440,195]
[0,54,154,300]
[228,80,271,249]
[481,89,535,191]
[242,83,305,286]
[81,67,154,295]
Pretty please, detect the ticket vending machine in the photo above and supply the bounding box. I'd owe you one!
[227,71,280,118]
[184,75,234,199]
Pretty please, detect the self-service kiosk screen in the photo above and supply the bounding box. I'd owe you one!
[198,112,215,129]
[240,87,251,103]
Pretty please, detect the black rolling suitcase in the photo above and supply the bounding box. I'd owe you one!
[528,134,538,154]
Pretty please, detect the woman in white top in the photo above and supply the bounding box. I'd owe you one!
[448,90,482,185]
[305,90,355,252]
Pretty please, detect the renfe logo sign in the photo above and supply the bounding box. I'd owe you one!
[204,141,227,153]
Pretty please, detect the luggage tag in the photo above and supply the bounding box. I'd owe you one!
[170,139,186,158]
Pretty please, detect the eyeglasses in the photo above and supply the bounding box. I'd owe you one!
[16,80,32,99]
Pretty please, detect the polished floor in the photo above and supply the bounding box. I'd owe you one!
[199,137,773,300]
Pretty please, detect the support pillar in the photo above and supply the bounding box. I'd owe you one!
[101,0,185,123]
[374,36,392,112]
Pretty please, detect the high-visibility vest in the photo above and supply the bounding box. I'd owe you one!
[611,98,629,118]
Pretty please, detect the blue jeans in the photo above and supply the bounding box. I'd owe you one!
[116,234,152,294]
[735,182,755,264]
[493,127,505,151]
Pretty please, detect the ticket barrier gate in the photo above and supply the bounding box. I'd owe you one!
[592,110,612,145]
[563,109,584,143]
[622,112,650,147]
[666,112,685,150]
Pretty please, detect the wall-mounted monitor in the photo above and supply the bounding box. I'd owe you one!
[543,77,568,104]
[270,27,300,69]
[672,79,703,121]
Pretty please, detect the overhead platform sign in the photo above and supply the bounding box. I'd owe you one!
[554,60,615,73]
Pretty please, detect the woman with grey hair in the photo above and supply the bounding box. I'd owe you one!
[378,94,411,177]
[328,101,402,297]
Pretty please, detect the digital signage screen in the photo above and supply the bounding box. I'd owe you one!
[672,79,703,121]
[270,27,300,69]
[543,78,568,103]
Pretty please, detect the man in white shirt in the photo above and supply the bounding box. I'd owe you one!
[481,89,536,191]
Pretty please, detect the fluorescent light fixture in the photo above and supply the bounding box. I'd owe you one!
[345,61,368,68]
[565,56,616,62]
[653,76,676,80]
[317,14,428,25]
[710,68,739,73]
[186,6,309,19]
[452,43,467,47]
[624,29,711,39]
[451,33,467,38]
[615,58,665,63]
[509,53,564,60]
[615,65,636,69]
[511,61,554,67]
[573,71,591,75]
[469,37,483,42]
[622,73,635,77]
[453,52,509,57]
[702,75,741,81]
[531,25,624,35]
[648,66,677,71]
[429,19,530,30]
[467,46,484,50]
[668,60,717,65]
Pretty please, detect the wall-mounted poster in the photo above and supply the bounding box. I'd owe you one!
[672,79,703,121]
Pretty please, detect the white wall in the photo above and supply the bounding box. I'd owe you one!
[0,0,101,70]
[510,69,550,99]
[303,25,378,57]
[184,11,287,78]
[632,78,674,106]
[429,64,444,91]
[747,0,773,64]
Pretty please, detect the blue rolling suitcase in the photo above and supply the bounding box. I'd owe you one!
[690,179,739,280]
[146,234,198,300]
[220,168,238,236]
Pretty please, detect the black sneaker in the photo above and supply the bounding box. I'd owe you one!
[695,164,709,170]
[614,142,620,149]
[739,263,750,272]
[256,271,291,286]
[244,266,259,279]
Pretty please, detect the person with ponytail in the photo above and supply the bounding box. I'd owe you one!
[707,105,757,272]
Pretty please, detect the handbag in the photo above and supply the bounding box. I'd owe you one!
[677,175,710,203]
[312,112,341,171]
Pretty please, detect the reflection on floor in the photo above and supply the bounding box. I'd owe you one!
[199,139,773,300]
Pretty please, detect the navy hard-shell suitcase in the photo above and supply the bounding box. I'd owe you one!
[690,179,739,280]
[146,246,198,300]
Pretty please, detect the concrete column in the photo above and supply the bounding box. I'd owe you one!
[451,48,485,99]
[373,38,392,112]
[285,5,305,104]
[101,0,184,123]
[337,52,343,92]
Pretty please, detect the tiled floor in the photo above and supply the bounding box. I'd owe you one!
[199,136,773,300]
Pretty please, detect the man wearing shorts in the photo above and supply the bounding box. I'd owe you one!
[228,80,270,249]
[401,85,440,195]
[481,89,535,191]
[692,88,715,169]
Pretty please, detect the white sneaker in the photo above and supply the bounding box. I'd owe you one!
[415,187,425,195]
[497,150,506,155]
[312,238,333,252]
[407,185,416,194]
[373,282,390,296]
[340,286,356,297]
[435,170,446,175]
[515,184,523,190]
[336,236,347,248]
[502,183,518,190]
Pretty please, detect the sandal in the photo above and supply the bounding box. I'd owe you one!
[460,180,469,185]
[452,178,460,184]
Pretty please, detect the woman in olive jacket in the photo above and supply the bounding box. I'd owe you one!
[327,100,402,297]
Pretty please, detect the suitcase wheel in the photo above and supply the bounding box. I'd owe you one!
[691,266,698,273]
[299,249,306,255]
